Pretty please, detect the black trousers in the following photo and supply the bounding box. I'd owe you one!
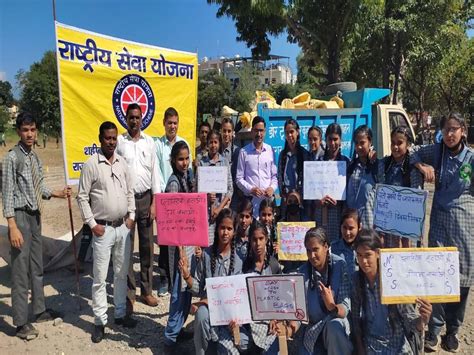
[127,192,154,300]
[11,210,46,326]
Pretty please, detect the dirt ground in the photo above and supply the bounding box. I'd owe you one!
[0,140,473,354]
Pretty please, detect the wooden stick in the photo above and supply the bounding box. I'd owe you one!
[277,322,288,355]
[67,195,80,297]
[232,326,240,346]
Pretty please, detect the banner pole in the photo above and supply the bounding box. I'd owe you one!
[67,195,81,297]
[52,0,57,21]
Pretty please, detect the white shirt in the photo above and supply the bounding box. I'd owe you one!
[117,131,161,194]
[154,134,192,191]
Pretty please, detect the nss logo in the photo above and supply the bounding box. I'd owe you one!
[112,74,155,130]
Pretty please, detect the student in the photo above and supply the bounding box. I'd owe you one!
[179,208,244,355]
[2,112,70,340]
[315,123,351,242]
[197,130,233,245]
[284,227,352,355]
[195,121,211,164]
[220,117,241,209]
[258,198,277,257]
[352,229,432,354]
[411,112,473,353]
[278,119,309,214]
[330,208,361,277]
[346,125,377,229]
[307,125,325,161]
[374,126,423,248]
[235,199,254,260]
[163,141,195,350]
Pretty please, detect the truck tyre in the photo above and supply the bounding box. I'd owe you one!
[325,82,357,95]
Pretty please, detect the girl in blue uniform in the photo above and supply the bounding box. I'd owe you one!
[346,125,377,228]
[179,208,244,355]
[315,123,351,242]
[278,118,309,216]
[197,130,233,245]
[411,112,473,353]
[235,199,254,259]
[258,198,277,257]
[288,227,353,355]
[163,141,196,349]
[305,125,326,220]
[352,229,432,354]
[330,208,361,277]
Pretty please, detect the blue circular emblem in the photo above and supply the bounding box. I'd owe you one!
[112,74,155,130]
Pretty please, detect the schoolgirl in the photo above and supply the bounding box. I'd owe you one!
[197,130,233,244]
[346,125,377,228]
[315,123,351,242]
[220,117,241,209]
[163,141,196,348]
[352,229,432,354]
[179,208,244,355]
[235,199,254,259]
[258,198,277,257]
[277,118,309,214]
[330,208,361,276]
[287,227,353,355]
[307,125,325,161]
[411,112,473,352]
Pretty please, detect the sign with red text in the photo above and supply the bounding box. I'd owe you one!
[246,274,308,321]
[277,222,315,261]
[155,193,209,247]
[207,274,254,326]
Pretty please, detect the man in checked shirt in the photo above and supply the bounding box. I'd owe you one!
[2,112,70,340]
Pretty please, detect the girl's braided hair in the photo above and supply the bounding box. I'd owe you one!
[211,208,237,276]
[243,220,272,273]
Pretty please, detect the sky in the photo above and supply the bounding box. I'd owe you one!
[0,0,300,94]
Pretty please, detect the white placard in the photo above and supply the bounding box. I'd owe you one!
[206,274,253,326]
[246,274,308,321]
[373,184,429,240]
[303,161,347,200]
[197,166,228,193]
[380,248,460,304]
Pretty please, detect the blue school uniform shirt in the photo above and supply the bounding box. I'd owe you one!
[298,255,351,353]
[411,143,473,286]
[331,239,357,276]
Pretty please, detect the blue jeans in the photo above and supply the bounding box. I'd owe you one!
[164,267,192,344]
[92,224,131,326]
[429,286,470,335]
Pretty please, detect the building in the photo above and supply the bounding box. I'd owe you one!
[199,54,295,88]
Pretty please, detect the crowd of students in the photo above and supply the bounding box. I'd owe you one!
[164,111,472,354]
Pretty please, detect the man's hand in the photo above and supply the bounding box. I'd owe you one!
[9,226,24,249]
[53,186,72,199]
[264,187,274,197]
[250,187,264,197]
[125,218,135,230]
[149,201,156,221]
[92,224,105,237]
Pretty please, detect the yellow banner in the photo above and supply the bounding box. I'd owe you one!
[277,221,315,261]
[55,22,198,183]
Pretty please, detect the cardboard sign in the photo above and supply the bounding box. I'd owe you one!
[277,222,315,261]
[380,247,460,304]
[207,274,253,326]
[374,184,429,240]
[197,166,228,193]
[303,161,347,200]
[246,274,308,321]
[155,193,209,247]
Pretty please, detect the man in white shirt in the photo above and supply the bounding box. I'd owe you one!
[117,103,161,311]
[154,107,191,295]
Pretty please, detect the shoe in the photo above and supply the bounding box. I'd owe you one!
[115,315,137,328]
[424,331,441,352]
[176,329,194,342]
[35,308,63,323]
[442,333,460,353]
[126,298,134,316]
[91,325,105,343]
[141,294,159,307]
[16,323,39,340]
[158,285,169,297]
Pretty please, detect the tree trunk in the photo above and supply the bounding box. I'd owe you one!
[382,2,393,103]
[327,39,341,83]
[392,33,405,105]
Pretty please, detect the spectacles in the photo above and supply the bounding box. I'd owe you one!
[442,126,462,134]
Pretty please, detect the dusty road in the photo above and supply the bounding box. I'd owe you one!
[0,142,472,354]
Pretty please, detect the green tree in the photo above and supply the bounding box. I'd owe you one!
[0,106,10,132]
[231,63,260,112]
[268,83,297,104]
[16,51,60,135]
[0,80,14,107]
[198,70,232,116]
